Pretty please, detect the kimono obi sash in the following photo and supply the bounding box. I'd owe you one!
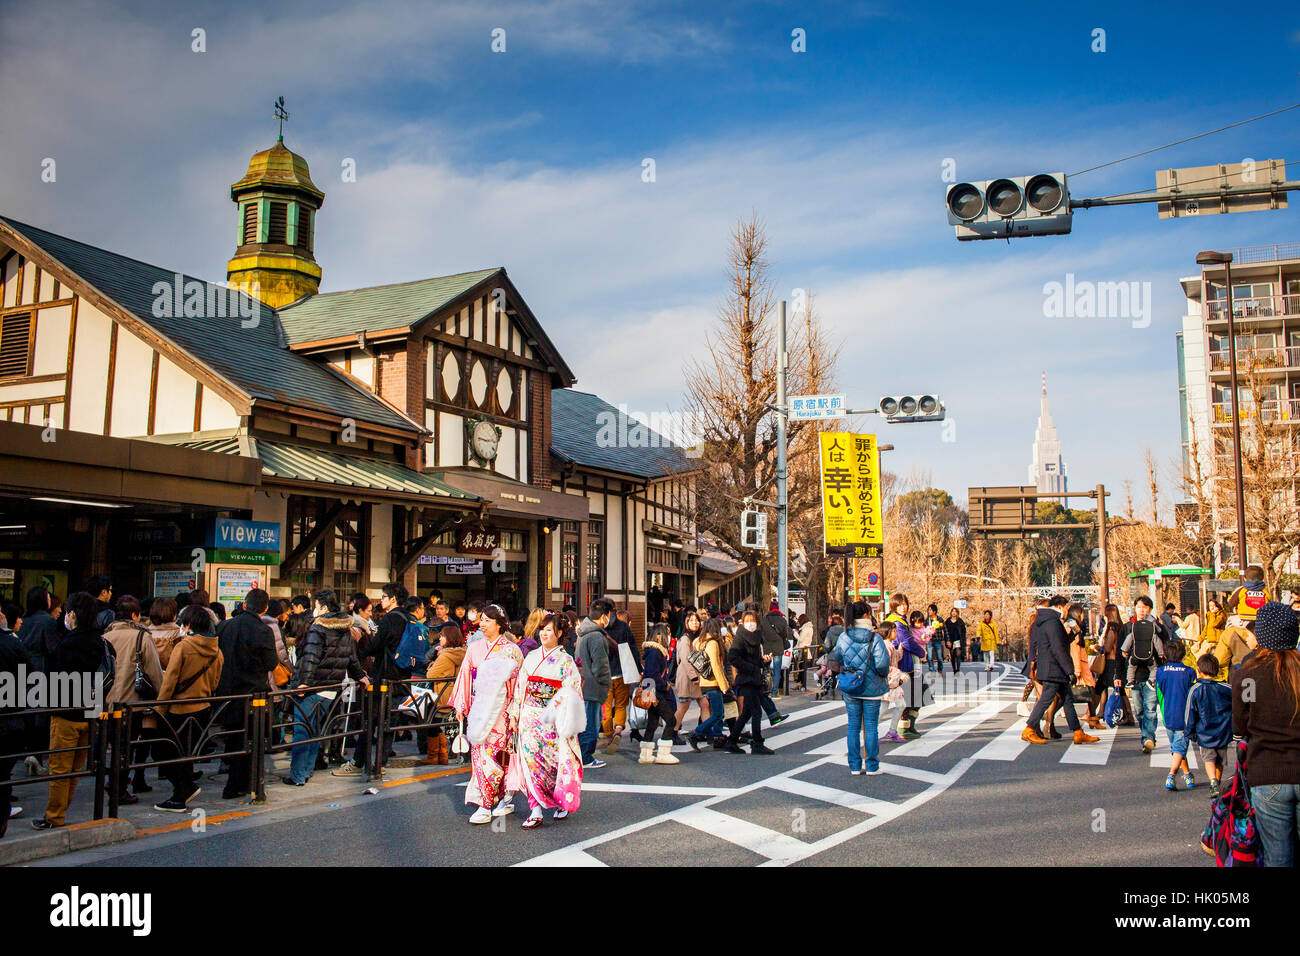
[524,675,561,708]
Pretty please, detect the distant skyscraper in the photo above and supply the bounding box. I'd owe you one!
[1028,372,1068,495]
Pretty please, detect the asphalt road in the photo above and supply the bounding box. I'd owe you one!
[36,663,1219,867]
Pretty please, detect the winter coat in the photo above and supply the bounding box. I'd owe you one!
[294,614,365,687]
[157,634,223,715]
[575,618,612,703]
[796,622,815,649]
[102,620,164,706]
[822,624,845,655]
[727,629,767,690]
[1185,677,1232,750]
[831,626,891,699]
[978,620,999,652]
[214,610,278,698]
[264,614,289,688]
[17,608,60,674]
[0,629,30,734]
[426,644,465,707]
[46,625,105,720]
[674,632,702,699]
[1232,651,1300,785]
[761,610,791,657]
[149,621,181,670]
[887,616,925,674]
[1032,609,1075,684]
[641,641,677,706]
[606,615,641,679]
[357,607,411,681]
[1155,661,1196,732]
[944,617,966,650]
[695,636,730,693]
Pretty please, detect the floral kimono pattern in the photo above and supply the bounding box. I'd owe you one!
[451,635,523,808]
[506,645,584,813]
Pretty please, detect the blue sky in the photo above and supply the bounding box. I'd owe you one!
[3,0,1299,511]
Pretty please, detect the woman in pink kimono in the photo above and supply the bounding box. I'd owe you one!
[506,613,585,829]
[450,604,523,825]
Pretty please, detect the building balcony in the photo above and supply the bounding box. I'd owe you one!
[1212,399,1300,424]
[1205,294,1300,323]
[1217,242,1300,265]
[1208,346,1300,373]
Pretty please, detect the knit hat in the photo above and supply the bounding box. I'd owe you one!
[1254,601,1299,651]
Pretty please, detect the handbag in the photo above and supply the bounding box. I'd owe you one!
[1089,653,1106,677]
[687,647,713,680]
[723,699,739,720]
[272,661,293,687]
[632,679,657,710]
[131,627,157,700]
[1069,682,1093,703]
[450,717,469,755]
[627,702,648,731]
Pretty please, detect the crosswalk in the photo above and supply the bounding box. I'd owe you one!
[515,665,1179,868]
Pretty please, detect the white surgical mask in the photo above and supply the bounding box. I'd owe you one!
[743,622,758,632]
[468,610,479,622]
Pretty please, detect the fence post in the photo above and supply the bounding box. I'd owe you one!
[107,708,125,818]
[375,682,391,780]
[92,710,109,821]
[250,697,267,805]
[363,682,377,781]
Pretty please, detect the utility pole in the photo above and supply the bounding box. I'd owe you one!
[776,300,789,613]
[1097,482,1109,606]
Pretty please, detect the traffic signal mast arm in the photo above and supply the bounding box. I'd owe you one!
[1070,179,1300,209]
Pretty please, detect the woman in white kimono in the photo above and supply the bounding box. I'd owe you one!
[450,604,524,825]
[506,613,585,829]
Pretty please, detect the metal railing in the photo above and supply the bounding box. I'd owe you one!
[1,678,461,823]
[1205,294,1300,322]
[1208,345,1300,371]
[1211,399,1300,424]
[1219,242,1300,265]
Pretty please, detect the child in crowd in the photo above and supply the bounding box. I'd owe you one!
[1184,653,1233,796]
[1154,637,1197,791]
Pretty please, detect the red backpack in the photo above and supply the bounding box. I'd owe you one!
[1200,740,1261,866]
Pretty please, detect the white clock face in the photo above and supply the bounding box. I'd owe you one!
[472,420,499,462]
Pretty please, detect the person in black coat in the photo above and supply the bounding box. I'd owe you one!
[213,588,278,800]
[0,614,30,837]
[1022,597,1097,746]
[725,610,775,755]
[17,587,60,774]
[337,583,410,776]
[943,609,967,674]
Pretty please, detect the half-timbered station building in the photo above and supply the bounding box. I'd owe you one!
[0,132,697,630]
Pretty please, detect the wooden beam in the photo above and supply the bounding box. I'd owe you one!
[278,500,347,576]
[392,511,462,579]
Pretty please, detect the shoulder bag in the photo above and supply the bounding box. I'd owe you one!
[131,625,158,700]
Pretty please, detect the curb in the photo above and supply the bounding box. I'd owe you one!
[0,818,136,866]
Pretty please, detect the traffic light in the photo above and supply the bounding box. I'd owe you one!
[740,509,768,550]
[878,394,945,423]
[946,173,1072,240]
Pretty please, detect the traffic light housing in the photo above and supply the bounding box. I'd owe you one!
[878,394,945,423]
[740,509,768,550]
[946,173,1072,240]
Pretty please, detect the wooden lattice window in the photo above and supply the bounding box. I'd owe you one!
[267,202,288,244]
[242,203,258,244]
[0,313,32,379]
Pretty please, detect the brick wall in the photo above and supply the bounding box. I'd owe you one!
[375,340,427,471]
[531,380,551,489]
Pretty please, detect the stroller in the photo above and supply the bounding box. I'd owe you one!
[814,652,840,700]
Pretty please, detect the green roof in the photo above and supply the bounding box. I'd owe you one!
[181,437,477,502]
[0,217,420,436]
[277,269,501,345]
[550,389,694,480]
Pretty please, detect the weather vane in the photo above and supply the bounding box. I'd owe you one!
[274,96,289,142]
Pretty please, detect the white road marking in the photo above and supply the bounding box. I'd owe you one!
[807,702,955,755]
[972,717,1030,761]
[579,782,741,797]
[1061,724,1118,764]
[874,761,947,785]
[888,700,1010,757]
[765,775,900,817]
[765,713,849,750]
[674,804,810,863]
[515,846,606,867]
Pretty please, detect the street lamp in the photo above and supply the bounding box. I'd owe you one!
[1195,249,1249,573]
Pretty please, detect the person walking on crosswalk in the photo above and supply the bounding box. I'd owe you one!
[1021,596,1099,746]
[832,609,892,775]
[978,610,1000,672]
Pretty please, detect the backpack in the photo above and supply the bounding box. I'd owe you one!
[392,619,429,673]
[837,633,883,697]
[1130,620,1156,664]
[1201,740,1261,867]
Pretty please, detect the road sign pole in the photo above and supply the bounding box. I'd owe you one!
[777,300,789,614]
[1097,482,1109,606]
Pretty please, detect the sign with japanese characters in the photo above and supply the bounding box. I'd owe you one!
[790,393,846,421]
[457,527,501,555]
[819,432,883,558]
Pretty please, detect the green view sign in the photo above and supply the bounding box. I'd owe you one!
[210,548,278,566]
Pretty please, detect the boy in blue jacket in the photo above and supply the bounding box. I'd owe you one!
[1154,637,1197,791]
[1185,653,1234,796]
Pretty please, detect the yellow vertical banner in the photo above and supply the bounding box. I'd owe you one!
[819,432,883,557]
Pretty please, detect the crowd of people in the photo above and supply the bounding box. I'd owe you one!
[3,568,1299,866]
